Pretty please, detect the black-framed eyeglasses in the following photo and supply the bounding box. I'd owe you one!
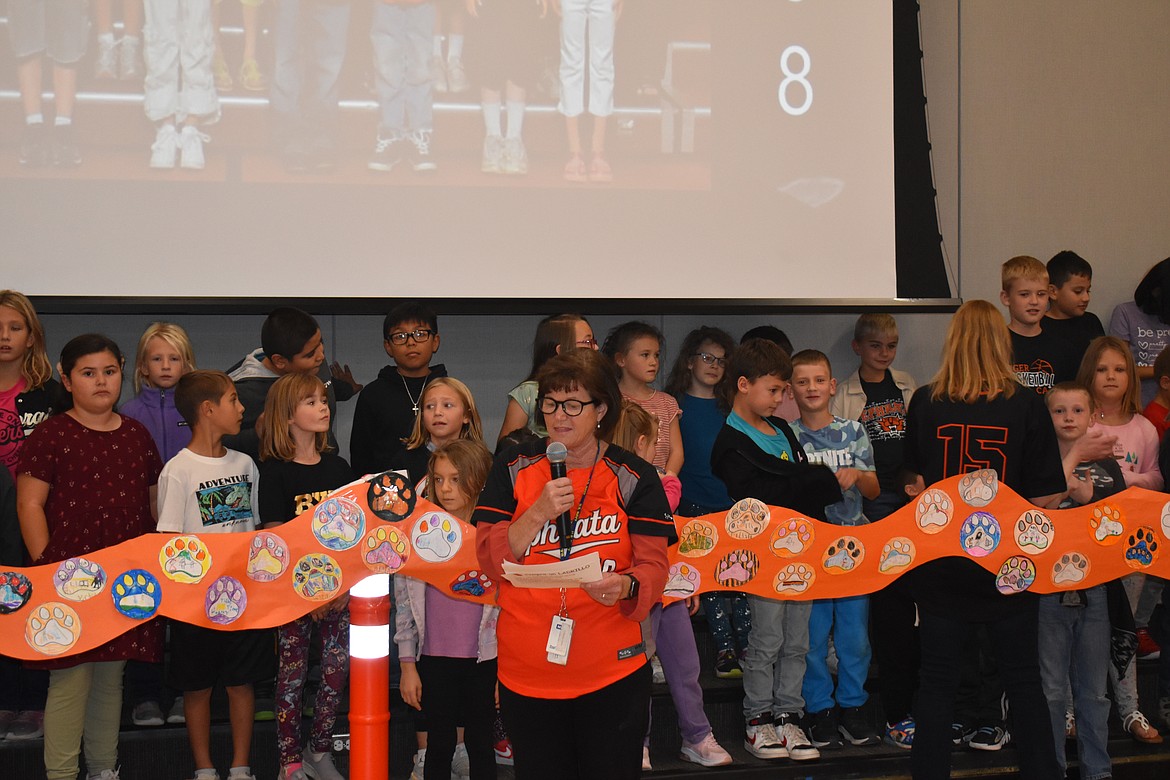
[539,397,598,417]
[693,351,727,368]
[388,329,435,345]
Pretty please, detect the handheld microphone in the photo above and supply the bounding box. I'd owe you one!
[546,441,572,559]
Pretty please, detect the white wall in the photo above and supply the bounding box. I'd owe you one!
[36,0,1170,459]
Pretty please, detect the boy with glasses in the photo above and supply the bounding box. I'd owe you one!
[350,302,447,477]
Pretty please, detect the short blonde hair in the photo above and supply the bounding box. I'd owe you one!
[259,373,333,462]
[0,290,52,389]
[930,300,1018,403]
[853,313,898,343]
[134,322,196,393]
[403,377,483,449]
[1001,255,1048,292]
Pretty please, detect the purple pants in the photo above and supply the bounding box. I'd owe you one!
[647,602,711,745]
[276,609,350,767]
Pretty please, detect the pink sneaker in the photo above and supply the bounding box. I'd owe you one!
[681,732,733,766]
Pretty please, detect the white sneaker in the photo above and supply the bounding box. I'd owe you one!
[745,717,787,759]
[411,749,426,780]
[303,750,344,780]
[775,713,820,761]
[482,135,504,173]
[120,35,143,80]
[150,124,179,169]
[430,56,448,93]
[179,125,209,170]
[680,732,733,767]
[167,696,186,724]
[88,771,120,780]
[95,35,117,79]
[131,700,165,727]
[450,742,470,780]
[446,57,469,93]
[502,137,528,175]
[651,655,665,684]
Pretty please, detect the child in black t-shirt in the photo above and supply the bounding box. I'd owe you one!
[258,373,354,780]
[1044,250,1106,363]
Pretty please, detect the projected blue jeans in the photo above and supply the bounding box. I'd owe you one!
[270,0,350,140]
[371,2,435,135]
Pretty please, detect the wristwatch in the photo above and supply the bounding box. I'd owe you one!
[622,574,640,601]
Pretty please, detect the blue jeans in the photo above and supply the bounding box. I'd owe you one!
[803,595,871,712]
[742,595,810,719]
[1038,588,1111,780]
[270,0,351,143]
[370,2,434,135]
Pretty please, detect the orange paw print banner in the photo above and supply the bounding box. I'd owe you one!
[661,470,1170,604]
[0,473,495,661]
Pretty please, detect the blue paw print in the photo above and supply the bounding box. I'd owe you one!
[112,569,162,620]
[450,570,494,598]
[960,512,1000,558]
[1125,527,1159,568]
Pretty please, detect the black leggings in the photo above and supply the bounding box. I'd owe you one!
[417,655,498,780]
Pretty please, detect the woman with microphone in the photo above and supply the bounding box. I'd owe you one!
[473,349,675,779]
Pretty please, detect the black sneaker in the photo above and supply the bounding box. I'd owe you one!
[839,706,881,746]
[51,124,82,167]
[408,129,436,172]
[950,722,973,746]
[805,708,842,749]
[367,134,404,172]
[19,123,50,167]
[714,649,741,679]
[968,725,1010,751]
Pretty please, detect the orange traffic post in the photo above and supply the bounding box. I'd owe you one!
[349,573,392,780]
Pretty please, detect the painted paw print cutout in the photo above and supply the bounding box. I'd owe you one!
[715,549,759,587]
[822,536,865,573]
[159,536,212,584]
[959,512,1001,558]
[878,538,915,574]
[678,520,718,557]
[1125,527,1160,570]
[0,572,33,614]
[364,526,410,574]
[54,557,106,601]
[367,472,416,521]
[312,496,366,551]
[24,602,80,656]
[450,570,495,598]
[770,517,814,558]
[1014,510,1053,553]
[915,489,953,534]
[664,562,701,597]
[958,469,998,507]
[112,570,162,620]
[412,512,462,563]
[247,532,290,582]
[205,576,247,624]
[1161,501,1170,540]
[725,498,770,540]
[293,553,342,602]
[774,563,816,595]
[995,556,1036,595]
[1051,552,1090,587]
[1089,504,1124,545]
